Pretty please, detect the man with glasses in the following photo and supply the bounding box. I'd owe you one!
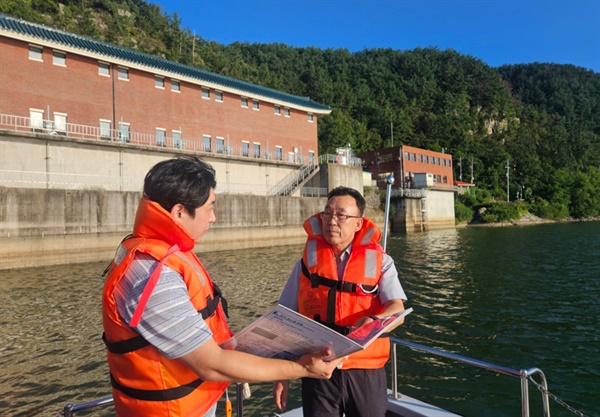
[273,186,407,417]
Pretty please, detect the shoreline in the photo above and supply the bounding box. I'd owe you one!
[457,213,600,228]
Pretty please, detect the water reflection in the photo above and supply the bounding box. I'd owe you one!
[0,247,307,417]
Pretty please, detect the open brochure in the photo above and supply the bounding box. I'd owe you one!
[221,304,413,361]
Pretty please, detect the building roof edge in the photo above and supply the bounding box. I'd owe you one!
[0,13,331,114]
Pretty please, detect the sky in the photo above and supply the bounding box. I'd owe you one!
[153,0,600,73]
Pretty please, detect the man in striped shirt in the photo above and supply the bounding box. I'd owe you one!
[103,156,340,417]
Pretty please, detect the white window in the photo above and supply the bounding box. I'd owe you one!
[119,123,130,143]
[241,97,248,107]
[118,67,129,80]
[308,113,314,122]
[309,150,315,164]
[155,76,165,88]
[252,100,260,110]
[203,135,212,152]
[274,106,281,115]
[284,108,291,117]
[276,146,283,161]
[53,50,66,66]
[288,152,295,163]
[253,142,261,158]
[30,109,44,130]
[172,130,182,149]
[29,45,43,61]
[242,141,249,157]
[98,62,110,76]
[215,91,223,101]
[156,128,166,147]
[202,87,210,99]
[216,137,225,154]
[100,120,111,139]
[171,79,180,92]
[54,113,67,133]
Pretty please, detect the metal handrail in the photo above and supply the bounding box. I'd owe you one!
[57,396,114,417]
[0,113,314,164]
[389,337,551,417]
[57,339,554,417]
[268,162,318,196]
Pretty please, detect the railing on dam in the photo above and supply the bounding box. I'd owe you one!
[390,188,428,198]
[1,113,364,195]
[0,113,314,165]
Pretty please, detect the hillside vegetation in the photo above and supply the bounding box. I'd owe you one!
[2,0,599,221]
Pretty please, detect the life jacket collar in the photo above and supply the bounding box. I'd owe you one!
[133,198,196,252]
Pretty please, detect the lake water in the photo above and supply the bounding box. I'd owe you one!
[0,222,598,417]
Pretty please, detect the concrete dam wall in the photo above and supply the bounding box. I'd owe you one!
[0,187,383,270]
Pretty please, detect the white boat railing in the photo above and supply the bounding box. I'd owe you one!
[389,337,551,417]
[57,396,113,417]
[56,336,595,417]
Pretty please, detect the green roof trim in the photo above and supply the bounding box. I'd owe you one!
[0,14,331,112]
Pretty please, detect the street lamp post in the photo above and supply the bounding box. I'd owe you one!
[383,174,395,252]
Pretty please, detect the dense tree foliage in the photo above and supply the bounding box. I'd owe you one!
[3,0,599,219]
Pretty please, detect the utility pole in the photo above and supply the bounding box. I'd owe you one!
[458,157,462,181]
[470,157,474,184]
[505,159,510,202]
[390,121,394,147]
[192,31,196,61]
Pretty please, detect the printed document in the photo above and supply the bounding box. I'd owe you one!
[221,304,413,360]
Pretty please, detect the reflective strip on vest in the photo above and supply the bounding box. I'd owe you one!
[360,227,376,246]
[306,239,318,268]
[174,252,205,286]
[114,244,128,267]
[364,248,378,279]
[308,216,322,236]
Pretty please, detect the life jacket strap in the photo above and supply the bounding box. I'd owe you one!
[313,317,353,336]
[103,332,149,354]
[110,373,204,401]
[211,282,229,319]
[301,260,378,293]
[301,260,382,334]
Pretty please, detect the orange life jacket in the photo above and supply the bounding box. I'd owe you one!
[298,214,390,370]
[102,198,233,417]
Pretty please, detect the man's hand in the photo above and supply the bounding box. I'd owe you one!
[273,380,289,411]
[354,314,378,329]
[297,347,341,379]
[273,348,339,411]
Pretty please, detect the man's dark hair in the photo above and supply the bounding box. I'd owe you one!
[143,156,216,217]
[327,186,366,216]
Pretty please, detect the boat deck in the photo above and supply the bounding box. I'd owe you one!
[276,390,462,417]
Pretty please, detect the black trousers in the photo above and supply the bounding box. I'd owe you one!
[301,367,387,417]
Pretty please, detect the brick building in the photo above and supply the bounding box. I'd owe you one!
[358,145,454,190]
[0,14,330,163]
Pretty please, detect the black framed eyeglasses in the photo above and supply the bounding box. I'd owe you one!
[320,211,361,222]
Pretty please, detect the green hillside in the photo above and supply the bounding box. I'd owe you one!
[2,0,599,220]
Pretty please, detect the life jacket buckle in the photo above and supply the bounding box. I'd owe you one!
[357,283,378,295]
